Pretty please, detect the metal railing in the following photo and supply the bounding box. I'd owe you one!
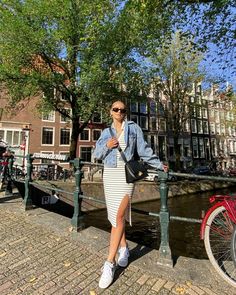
[2,153,236,268]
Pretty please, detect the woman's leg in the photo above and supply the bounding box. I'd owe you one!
[107,195,129,263]
[119,230,127,248]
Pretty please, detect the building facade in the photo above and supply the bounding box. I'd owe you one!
[0,84,235,172]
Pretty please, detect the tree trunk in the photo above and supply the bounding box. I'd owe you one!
[173,135,181,171]
[70,118,80,160]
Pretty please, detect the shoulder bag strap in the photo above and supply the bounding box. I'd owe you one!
[109,127,128,163]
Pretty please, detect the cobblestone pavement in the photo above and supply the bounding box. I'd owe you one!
[0,192,236,295]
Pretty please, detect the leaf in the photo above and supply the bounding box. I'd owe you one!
[64,261,71,267]
[29,277,37,283]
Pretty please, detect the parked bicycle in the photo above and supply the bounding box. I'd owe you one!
[201,194,236,287]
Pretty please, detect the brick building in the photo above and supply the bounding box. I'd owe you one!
[0,93,105,171]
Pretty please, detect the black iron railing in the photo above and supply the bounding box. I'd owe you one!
[1,153,236,268]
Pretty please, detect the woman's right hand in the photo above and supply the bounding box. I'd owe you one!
[106,137,119,149]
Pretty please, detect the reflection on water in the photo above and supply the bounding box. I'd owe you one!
[83,187,236,259]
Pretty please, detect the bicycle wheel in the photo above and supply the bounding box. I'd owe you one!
[204,205,236,287]
[231,225,236,268]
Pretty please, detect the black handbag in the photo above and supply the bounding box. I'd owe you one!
[109,127,148,183]
[124,159,148,183]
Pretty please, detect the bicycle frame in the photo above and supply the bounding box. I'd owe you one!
[200,194,236,240]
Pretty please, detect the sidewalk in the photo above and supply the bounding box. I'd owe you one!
[0,191,235,295]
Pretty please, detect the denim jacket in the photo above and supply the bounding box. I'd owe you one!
[93,120,164,170]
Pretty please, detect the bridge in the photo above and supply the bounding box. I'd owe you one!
[1,154,236,294]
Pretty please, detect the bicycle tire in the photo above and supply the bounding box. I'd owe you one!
[231,225,236,268]
[204,205,236,287]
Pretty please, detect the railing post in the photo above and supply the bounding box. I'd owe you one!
[5,155,13,196]
[23,154,33,210]
[157,170,173,267]
[71,158,84,231]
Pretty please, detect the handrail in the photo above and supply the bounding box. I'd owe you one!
[3,154,236,268]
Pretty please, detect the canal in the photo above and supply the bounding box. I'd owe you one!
[83,186,236,260]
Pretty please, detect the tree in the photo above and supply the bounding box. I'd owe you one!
[0,0,112,158]
[0,0,175,159]
[146,31,205,171]
[144,0,236,79]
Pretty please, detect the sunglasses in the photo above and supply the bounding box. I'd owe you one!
[112,108,126,114]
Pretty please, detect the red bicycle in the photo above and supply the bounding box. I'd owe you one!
[200,194,236,287]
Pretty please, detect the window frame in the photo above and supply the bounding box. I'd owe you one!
[41,127,54,146]
[59,128,71,146]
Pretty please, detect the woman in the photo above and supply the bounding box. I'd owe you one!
[93,100,167,289]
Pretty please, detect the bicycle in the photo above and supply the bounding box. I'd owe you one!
[200,194,236,287]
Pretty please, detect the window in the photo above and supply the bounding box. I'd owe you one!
[220,111,224,120]
[150,116,156,131]
[225,111,230,120]
[184,146,189,157]
[42,127,53,145]
[93,129,101,141]
[197,107,202,118]
[60,109,71,123]
[199,138,205,158]
[80,147,92,162]
[80,129,89,141]
[210,109,215,118]
[191,119,197,133]
[130,102,138,113]
[210,122,215,134]
[0,130,4,140]
[220,124,225,135]
[5,130,22,146]
[42,111,55,122]
[202,108,207,119]
[184,120,190,132]
[216,124,220,134]
[159,118,166,131]
[6,130,13,144]
[203,121,209,134]
[92,112,102,123]
[190,96,195,103]
[130,115,138,124]
[169,146,174,157]
[197,95,201,105]
[60,128,70,145]
[197,84,201,94]
[192,137,198,158]
[140,116,148,130]
[198,120,203,134]
[211,139,217,157]
[150,101,156,115]
[140,102,147,114]
[215,111,220,122]
[229,140,234,153]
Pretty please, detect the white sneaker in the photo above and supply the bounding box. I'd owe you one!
[99,261,116,289]
[118,246,130,267]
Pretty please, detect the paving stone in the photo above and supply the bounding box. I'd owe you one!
[152,278,166,292]
[1,193,236,295]
[137,273,150,285]
[164,280,176,291]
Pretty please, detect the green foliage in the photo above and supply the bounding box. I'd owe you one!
[0,0,234,159]
[145,31,205,170]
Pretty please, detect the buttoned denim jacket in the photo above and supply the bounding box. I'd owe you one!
[93,120,164,170]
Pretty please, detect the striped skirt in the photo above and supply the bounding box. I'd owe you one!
[103,163,134,228]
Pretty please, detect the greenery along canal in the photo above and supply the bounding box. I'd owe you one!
[83,187,236,260]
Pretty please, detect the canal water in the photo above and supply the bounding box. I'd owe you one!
[83,186,236,259]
